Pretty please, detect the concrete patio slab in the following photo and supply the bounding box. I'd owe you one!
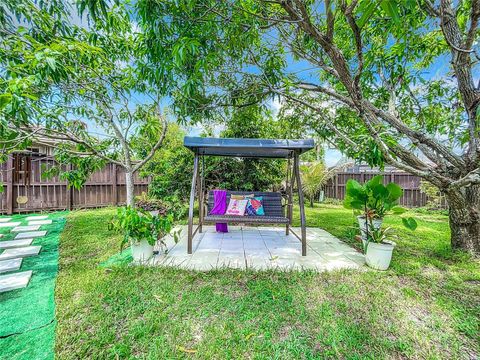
[0,258,22,273]
[25,215,49,221]
[28,219,53,226]
[0,239,34,249]
[15,231,47,239]
[0,222,21,228]
[0,271,32,293]
[151,225,364,271]
[12,225,41,232]
[0,246,41,260]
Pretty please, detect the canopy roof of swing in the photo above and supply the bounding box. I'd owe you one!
[184,137,315,159]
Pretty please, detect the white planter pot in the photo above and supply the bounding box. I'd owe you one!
[131,239,154,263]
[365,241,396,270]
[357,216,383,240]
[318,190,325,203]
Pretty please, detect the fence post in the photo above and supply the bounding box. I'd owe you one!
[334,174,339,198]
[112,164,118,205]
[6,154,13,215]
[66,164,73,211]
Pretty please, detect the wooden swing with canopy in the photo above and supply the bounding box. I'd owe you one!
[183,137,315,256]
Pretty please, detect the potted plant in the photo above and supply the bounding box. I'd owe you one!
[359,218,416,270]
[109,206,175,263]
[344,175,417,270]
[359,227,398,270]
[343,175,408,239]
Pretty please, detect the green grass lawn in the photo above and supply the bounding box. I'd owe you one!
[55,205,479,359]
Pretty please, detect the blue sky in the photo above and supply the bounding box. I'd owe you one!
[71,5,474,167]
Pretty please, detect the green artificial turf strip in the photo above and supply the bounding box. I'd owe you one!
[0,212,67,360]
[56,206,480,359]
[0,323,55,360]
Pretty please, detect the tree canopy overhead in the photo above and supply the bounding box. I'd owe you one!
[2,0,479,253]
[133,0,480,253]
[0,0,170,206]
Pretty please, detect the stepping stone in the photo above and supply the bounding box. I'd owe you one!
[0,234,3,238]
[15,231,46,239]
[25,215,48,221]
[0,218,12,223]
[0,239,34,249]
[0,271,32,293]
[12,225,41,232]
[0,222,21,228]
[0,246,41,260]
[0,258,22,273]
[28,220,52,226]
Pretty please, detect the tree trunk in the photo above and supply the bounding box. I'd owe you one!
[125,170,135,207]
[310,196,314,207]
[446,185,480,254]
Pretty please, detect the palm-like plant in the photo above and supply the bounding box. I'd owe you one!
[301,161,339,207]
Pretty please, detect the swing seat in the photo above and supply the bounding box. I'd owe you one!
[204,191,289,224]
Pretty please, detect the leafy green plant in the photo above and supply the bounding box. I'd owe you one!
[367,227,397,244]
[301,161,339,207]
[344,175,403,217]
[344,175,417,231]
[419,180,444,210]
[356,226,399,253]
[109,206,177,251]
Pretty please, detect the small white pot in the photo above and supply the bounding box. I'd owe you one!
[365,241,396,270]
[318,190,325,203]
[131,239,154,263]
[357,216,383,240]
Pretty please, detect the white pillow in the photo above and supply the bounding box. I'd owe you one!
[225,199,248,216]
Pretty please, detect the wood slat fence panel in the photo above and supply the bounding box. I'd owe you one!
[323,171,447,208]
[0,154,150,214]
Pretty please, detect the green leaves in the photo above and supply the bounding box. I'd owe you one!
[402,217,417,231]
[386,183,403,202]
[172,37,201,67]
[346,179,366,198]
[343,175,408,219]
[0,94,12,110]
[109,206,175,250]
[357,0,402,28]
[344,179,368,210]
[379,1,400,23]
[391,206,406,214]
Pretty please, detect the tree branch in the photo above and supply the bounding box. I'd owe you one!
[133,110,168,172]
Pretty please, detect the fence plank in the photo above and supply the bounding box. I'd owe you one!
[323,171,446,208]
[0,157,149,214]
[6,155,13,215]
[112,164,118,205]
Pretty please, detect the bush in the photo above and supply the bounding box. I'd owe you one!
[141,107,288,209]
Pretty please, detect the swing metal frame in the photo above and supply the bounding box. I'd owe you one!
[183,137,315,256]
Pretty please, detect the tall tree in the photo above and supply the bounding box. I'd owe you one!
[0,0,168,206]
[136,0,480,254]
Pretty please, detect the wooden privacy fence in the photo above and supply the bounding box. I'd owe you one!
[323,171,447,208]
[0,154,149,214]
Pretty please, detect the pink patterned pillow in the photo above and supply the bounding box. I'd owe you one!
[225,199,248,216]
